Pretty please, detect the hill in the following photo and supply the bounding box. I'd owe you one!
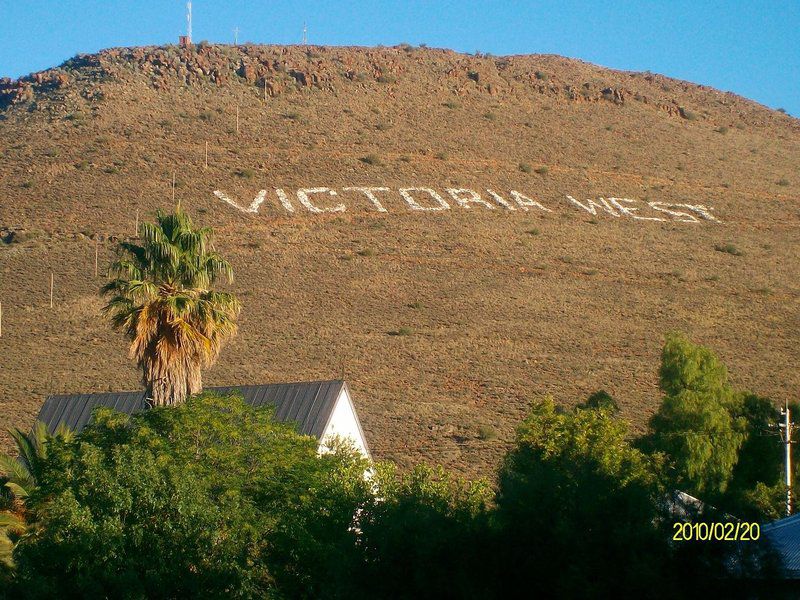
[0,43,798,475]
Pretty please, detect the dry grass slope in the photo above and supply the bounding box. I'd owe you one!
[1,44,799,476]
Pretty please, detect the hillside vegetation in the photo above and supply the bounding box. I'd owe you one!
[0,43,798,476]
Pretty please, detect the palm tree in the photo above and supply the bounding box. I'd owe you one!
[101,206,240,407]
[0,422,71,567]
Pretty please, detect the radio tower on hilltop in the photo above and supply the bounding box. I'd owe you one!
[179,2,193,47]
[187,2,192,44]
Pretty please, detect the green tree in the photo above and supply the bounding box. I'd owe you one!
[494,398,671,597]
[581,389,619,411]
[722,395,800,521]
[7,393,372,598]
[101,207,240,407]
[646,333,747,496]
[353,464,493,599]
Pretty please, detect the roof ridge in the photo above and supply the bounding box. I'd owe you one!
[45,379,347,400]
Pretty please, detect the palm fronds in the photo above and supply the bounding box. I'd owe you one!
[101,206,240,406]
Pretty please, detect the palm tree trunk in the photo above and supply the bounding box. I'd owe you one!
[188,363,203,396]
[143,357,204,407]
[144,360,190,407]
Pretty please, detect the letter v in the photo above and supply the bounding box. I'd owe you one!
[213,190,267,213]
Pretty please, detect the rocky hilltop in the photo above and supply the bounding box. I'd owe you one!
[2,43,796,129]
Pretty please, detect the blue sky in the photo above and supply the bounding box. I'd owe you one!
[1,1,798,115]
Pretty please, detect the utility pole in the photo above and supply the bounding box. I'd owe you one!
[780,401,795,516]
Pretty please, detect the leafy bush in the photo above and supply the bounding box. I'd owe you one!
[352,465,492,598]
[361,154,382,166]
[714,243,743,256]
[495,398,671,596]
[477,425,497,440]
[388,327,413,336]
[5,393,371,598]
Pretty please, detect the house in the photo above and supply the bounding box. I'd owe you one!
[36,380,371,460]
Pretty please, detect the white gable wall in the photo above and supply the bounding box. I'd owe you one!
[318,387,370,459]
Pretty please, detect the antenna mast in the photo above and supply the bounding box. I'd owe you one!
[302,22,308,45]
[187,2,193,44]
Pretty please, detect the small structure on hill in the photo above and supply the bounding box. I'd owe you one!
[37,380,370,459]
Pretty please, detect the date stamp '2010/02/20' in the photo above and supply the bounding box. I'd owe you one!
[672,521,760,542]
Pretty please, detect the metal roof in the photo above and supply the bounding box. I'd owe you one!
[37,380,350,441]
[762,513,800,578]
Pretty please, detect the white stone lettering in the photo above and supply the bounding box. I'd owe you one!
[211,187,723,225]
[213,190,266,213]
[608,198,666,221]
[343,187,390,212]
[446,188,495,209]
[484,190,516,210]
[297,188,345,213]
[275,188,296,213]
[510,191,552,212]
[677,204,722,223]
[399,188,451,211]
[647,202,699,223]
[567,195,620,217]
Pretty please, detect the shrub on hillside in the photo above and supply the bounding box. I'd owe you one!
[714,243,743,256]
[361,153,383,166]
